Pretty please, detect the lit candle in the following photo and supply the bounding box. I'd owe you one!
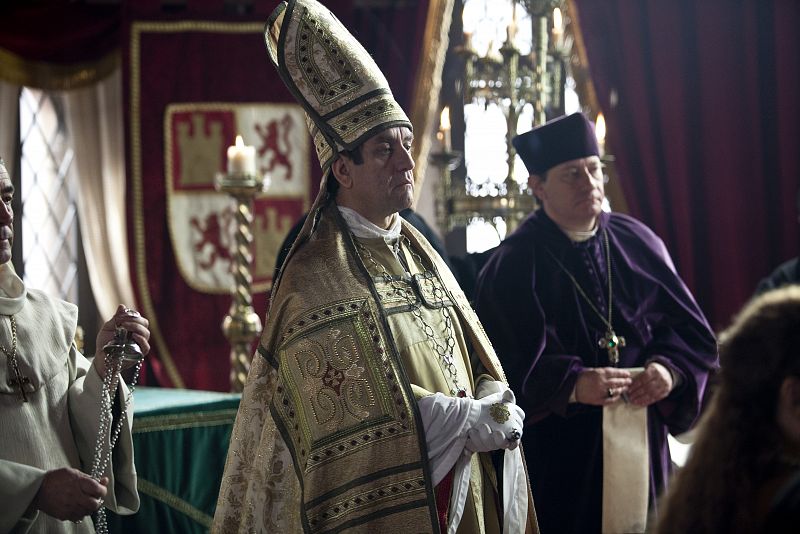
[227,135,256,175]
[552,7,564,51]
[439,107,452,152]
[595,112,607,156]
[507,1,518,44]
[506,23,516,45]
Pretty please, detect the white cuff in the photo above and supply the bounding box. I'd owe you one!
[417,393,477,486]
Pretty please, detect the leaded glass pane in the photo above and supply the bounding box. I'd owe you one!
[18,88,79,303]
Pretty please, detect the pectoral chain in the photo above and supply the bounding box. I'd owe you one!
[547,230,625,365]
[355,236,468,397]
[1,315,29,402]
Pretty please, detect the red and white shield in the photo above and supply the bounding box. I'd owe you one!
[165,103,310,293]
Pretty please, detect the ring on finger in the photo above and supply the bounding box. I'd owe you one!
[607,387,614,398]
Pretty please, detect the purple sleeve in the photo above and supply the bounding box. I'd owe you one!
[610,214,719,434]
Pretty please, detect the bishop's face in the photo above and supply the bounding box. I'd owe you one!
[0,163,14,265]
[531,155,605,231]
[333,126,415,228]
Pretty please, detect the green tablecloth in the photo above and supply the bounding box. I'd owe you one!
[106,387,240,533]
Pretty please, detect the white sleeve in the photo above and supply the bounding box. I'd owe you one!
[416,393,479,486]
[0,458,45,533]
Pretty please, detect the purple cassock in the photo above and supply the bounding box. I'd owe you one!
[474,208,718,533]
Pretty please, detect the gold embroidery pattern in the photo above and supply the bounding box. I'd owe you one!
[307,474,427,528]
[374,276,416,311]
[274,299,414,473]
[327,99,398,138]
[295,328,375,430]
[296,9,362,106]
[414,272,454,309]
[372,271,453,314]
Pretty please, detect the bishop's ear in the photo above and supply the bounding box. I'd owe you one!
[783,376,800,410]
[777,376,800,445]
[529,174,545,201]
[331,156,353,190]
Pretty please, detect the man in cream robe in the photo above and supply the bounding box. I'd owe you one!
[0,159,149,532]
[213,1,538,532]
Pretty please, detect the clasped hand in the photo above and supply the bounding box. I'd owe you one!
[34,467,108,523]
[92,304,151,380]
[465,388,525,453]
[575,361,673,407]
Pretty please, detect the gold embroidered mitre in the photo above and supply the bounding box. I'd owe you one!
[265,0,412,172]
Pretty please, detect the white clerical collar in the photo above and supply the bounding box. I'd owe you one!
[0,262,26,315]
[338,206,402,241]
[559,223,598,243]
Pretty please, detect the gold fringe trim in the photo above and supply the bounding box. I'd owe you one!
[133,408,239,433]
[137,477,214,528]
[0,47,119,90]
[410,0,455,204]
[129,21,263,389]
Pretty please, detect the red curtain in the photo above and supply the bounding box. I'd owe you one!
[351,2,430,112]
[574,0,800,330]
[1,3,119,63]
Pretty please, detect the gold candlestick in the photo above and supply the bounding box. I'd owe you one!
[430,150,463,231]
[215,171,265,392]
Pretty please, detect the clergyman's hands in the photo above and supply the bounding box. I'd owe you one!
[93,304,151,380]
[575,367,633,405]
[34,467,108,522]
[627,361,673,406]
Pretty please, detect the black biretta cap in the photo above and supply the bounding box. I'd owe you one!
[512,112,599,175]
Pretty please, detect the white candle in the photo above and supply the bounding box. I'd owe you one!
[507,1,518,44]
[439,107,452,152]
[595,112,607,156]
[552,7,564,50]
[227,135,256,175]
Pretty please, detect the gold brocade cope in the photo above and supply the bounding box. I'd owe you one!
[356,236,501,534]
[213,201,537,533]
[264,0,411,171]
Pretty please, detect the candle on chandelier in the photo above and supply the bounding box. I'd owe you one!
[227,135,256,175]
[507,1,518,44]
[439,107,452,152]
[552,7,565,51]
[595,112,607,156]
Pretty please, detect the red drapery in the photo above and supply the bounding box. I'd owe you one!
[574,0,800,330]
[1,3,119,63]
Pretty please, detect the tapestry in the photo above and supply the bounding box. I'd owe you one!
[124,14,315,390]
[165,103,308,293]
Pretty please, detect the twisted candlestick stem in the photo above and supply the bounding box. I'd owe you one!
[216,172,265,393]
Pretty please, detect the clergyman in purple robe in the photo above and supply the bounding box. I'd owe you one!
[474,112,718,533]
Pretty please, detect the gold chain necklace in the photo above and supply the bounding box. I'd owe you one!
[355,235,468,397]
[546,230,626,365]
[1,315,30,401]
